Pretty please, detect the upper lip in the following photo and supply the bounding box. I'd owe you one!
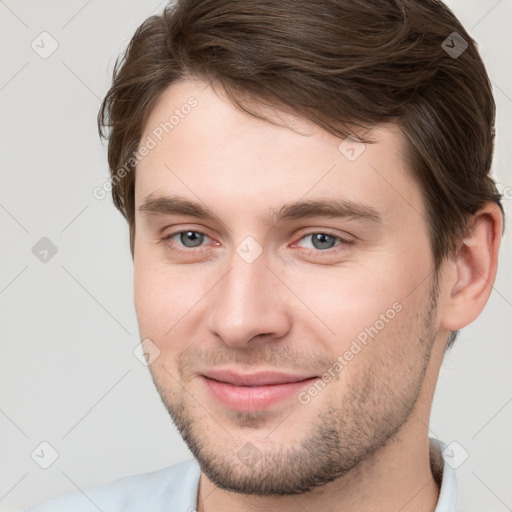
[201,369,316,386]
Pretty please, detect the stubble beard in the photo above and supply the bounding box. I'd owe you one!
[150,280,439,496]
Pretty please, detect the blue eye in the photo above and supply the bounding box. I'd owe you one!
[161,230,350,259]
[310,233,337,250]
[297,233,344,251]
[168,231,207,248]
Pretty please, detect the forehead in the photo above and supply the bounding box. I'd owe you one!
[135,79,423,227]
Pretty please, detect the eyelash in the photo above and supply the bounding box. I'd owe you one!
[293,232,352,258]
[161,230,352,257]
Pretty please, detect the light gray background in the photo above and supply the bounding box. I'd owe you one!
[0,1,511,511]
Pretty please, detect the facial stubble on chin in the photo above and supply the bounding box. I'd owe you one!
[149,280,439,496]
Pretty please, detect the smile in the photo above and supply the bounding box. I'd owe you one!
[200,369,318,411]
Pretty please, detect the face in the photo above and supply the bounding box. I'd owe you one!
[133,79,442,495]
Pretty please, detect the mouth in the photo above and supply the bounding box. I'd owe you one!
[199,369,318,411]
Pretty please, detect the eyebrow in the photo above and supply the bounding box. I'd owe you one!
[138,193,381,224]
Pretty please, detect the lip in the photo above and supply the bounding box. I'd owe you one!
[200,369,317,411]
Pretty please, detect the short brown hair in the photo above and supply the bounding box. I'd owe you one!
[98,0,502,269]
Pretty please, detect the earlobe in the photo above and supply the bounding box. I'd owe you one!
[441,203,503,332]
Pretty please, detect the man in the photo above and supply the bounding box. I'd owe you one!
[27,0,503,510]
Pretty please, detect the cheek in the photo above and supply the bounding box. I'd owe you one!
[325,293,427,398]
[285,265,402,340]
[134,259,183,339]
[133,257,213,346]
[284,249,430,358]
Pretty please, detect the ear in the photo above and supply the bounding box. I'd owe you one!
[440,203,503,332]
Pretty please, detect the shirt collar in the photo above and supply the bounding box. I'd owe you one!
[430,437,458,511]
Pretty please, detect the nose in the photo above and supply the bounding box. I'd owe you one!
[208,250,292,348]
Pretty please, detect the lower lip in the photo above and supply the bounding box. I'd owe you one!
[201,376,317,411]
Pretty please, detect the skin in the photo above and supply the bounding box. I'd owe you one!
[132,79,502,512]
